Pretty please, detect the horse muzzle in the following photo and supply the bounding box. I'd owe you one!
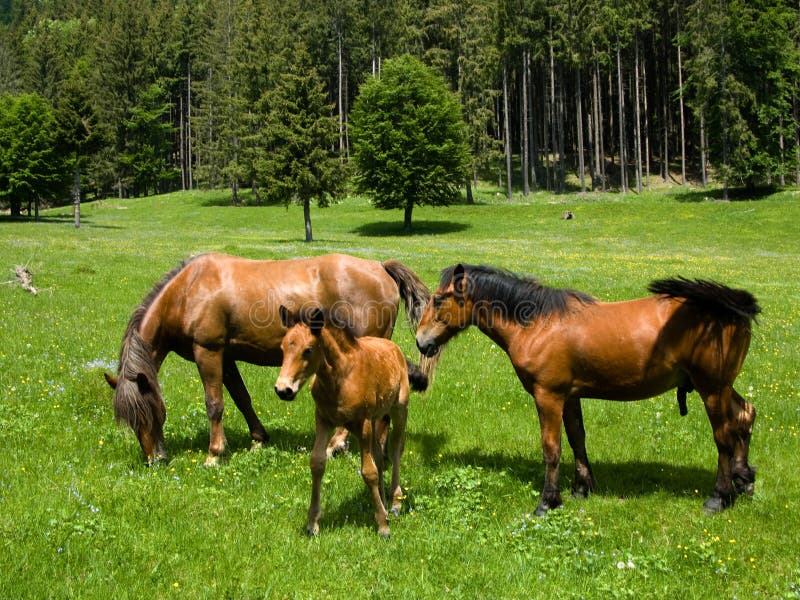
[416,336,439,358]
[274,385,298,401]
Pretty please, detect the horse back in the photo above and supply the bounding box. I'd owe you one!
[514,295,751,400]
[138,253,401,364]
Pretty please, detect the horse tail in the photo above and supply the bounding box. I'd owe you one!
[113,305,165,435]
[405,358,429,392]
[382,260,441,379]
[647,277,761,323]
[382,260,430,329]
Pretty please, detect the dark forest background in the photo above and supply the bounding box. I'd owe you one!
[1,0,798,215]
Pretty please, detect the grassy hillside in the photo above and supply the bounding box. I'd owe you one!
[1,186,798,598]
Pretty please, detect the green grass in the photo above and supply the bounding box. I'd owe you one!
[1,184,799,598]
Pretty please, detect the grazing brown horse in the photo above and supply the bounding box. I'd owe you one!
[415,264,760,515]
[105,253,433,465]
[275,305,428,537]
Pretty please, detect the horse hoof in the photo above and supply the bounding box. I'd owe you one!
[204,455,221,467]
[378,528,391,540]
[250,440,265,451]
[146,454,168,466]
[702,496,727,515]
[572,486,592,500]
[306,523,320,537]
[326,441,349,459]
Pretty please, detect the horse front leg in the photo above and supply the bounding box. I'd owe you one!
[306,414,330,537]
[222,359,269,449]
[194,345,227,466]
[357,419,391,538]
[563,396,594,499]
[533,387,565,516]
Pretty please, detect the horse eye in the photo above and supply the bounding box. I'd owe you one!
[433,295,443,309]
[302,348,313,359]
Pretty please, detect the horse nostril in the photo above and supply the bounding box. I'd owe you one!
[274,386,296,401]
[416,339,437,358]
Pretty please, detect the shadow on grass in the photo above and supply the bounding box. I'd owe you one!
[674,186,779,203]
[164,425,315,460]
[0,213,125,229]
[352,220,470,237]
[422,445,715,502]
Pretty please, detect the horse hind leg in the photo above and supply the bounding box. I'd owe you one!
[563,397,594,499]
[326,427,350,458]
[387,396,409,516]
[701,385,756,514]
[731,389,756,497]
[222,359,269,448]
[358,419,391,538]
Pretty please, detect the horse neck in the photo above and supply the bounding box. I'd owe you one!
[473,308,527,354]
[133,293,169,370]
[316,326,356,379]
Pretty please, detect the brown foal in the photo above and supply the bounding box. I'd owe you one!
[275,305,428,537]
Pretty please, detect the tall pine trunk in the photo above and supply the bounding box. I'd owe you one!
[616,42,627,194]
[642,50,651,187]
[521,49,530,197]
[594,60,606,191]
[187,59,193,190]
[337,24,345,157]
[576,68,586,193]
[634,39,643,194]
[502,61,513,200]
[700,112,708,187]
[550,43,559,192]
[72,157,80,228]
[542,69,551,191]
[677,39,687,186]
[528,55,537,190]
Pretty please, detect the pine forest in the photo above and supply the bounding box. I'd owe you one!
[1,0,799,216]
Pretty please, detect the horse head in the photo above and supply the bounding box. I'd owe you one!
[415,264,473,357]
[274,305,325,401]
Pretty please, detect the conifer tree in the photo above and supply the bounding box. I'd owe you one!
[254,46,345,242]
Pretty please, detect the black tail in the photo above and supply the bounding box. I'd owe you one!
[648,277,761,323]
[405,358,429,392]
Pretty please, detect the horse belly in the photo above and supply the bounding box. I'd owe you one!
[572,359,682,401]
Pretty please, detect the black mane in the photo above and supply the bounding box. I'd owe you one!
[124,256,198,337]
[440,264,596,325]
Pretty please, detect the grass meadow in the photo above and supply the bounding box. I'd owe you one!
[1,184,799,598]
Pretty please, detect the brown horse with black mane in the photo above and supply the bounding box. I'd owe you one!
[415,264,760,515]
[106,253,433,465]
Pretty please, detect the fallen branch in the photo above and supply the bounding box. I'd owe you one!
[14,265,37,295]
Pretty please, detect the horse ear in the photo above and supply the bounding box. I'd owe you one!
[279,304,294,328]
[136,372,153,394]
[453,264,467,296]
[307,307,325,335]
[104,372,118,390]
